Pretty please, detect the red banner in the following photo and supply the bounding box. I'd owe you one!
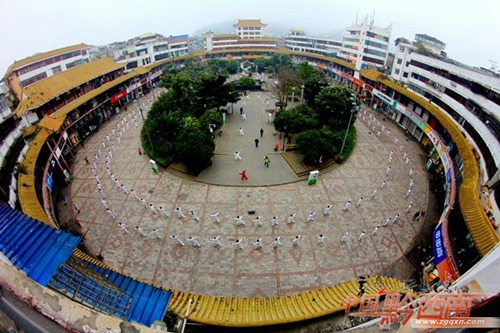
[436,258,458,286]
[110,89,127,104]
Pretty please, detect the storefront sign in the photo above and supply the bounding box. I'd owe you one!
[341,72,365,87]
[110,89,127,104]
[433,224,457,285]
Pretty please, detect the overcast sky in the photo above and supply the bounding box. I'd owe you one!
[1,0,498,75]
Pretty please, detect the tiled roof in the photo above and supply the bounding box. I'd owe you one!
[16,58,124,116]
[4,43,88,78]
[234,19,266,27]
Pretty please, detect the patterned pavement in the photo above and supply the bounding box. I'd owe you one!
[70,89,428,298]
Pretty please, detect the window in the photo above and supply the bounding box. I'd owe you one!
[52,66,61,74]
[395,69,400,75]
[0,96,8,111]
[397,58,402,65]
[406,61,410,67]
[403,72,409,78]
[399,46,405,52]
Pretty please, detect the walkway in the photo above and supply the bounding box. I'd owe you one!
[68,88,428,299]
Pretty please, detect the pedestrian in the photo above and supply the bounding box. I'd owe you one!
[380,180,386,188]
[120,183,128,194]
[190,210,200,222]
[239,169,248,181]
[292,235,301,246]
[234,151,242,161]
[383,217,392,227]
[108,150,113,159]
[393,213,400,223]
[117,137,121,145]
[175,207,185,219]
[84,157,89,165]
[372,224,380,235]
[388,155,393,164]
[405,157,410,165]
[239,127,245,136]
[106,209,116,219]
[138,147,142,156]
[307,211,316,222]
[340,232,349,243]
[343,200,351,211]
[232,238,243,250]
[377,130,381,137]
[159,206,169,218]
[254,138,259,148]
[252,237,263,250]
[356,197,363,207]
[149,203,157,214]
[264,156,270,168]
[240,106,243,115]
[152,229,162,239]
[390,150,393,160]
[274,142,280,152]
[241,112,247,120]
[140,198,148,209]
[272,236,282,248]
[234,215,246,226]
[408,168,414,178]
[405,188,412,198]
[409,179,414,189]
[371,188,378,199]
[251,215,263,227]
[106,135,110,142]
[403,151,408,160]
[101,199,109,210]
[288,213,296,224]
[98,188,105,197]
[186,236,201,247]
[323,204,333,216]
[270,216,279,227]
[406,201,414,213]
[170,235,185,246]
[260,128,264,138]
[385,165,391,175]
[210,235,222,248]
[394,137,399,145]
[73,203,81,215]
[316,234,326,244]
[358,230,367,242]
[118,222,129,233]
[130,189,139,201]
[209,211,220,223]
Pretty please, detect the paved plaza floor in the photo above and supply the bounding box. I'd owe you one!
[69,89,429,298]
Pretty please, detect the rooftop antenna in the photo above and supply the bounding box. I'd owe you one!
[371,9,375,26]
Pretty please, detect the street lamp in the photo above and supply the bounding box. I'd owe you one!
[282,125,287,151]
[291,87,296,108]
[300,84,305,104]
[339,94,359,157]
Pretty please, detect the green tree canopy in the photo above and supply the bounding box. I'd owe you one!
[175,126,215,174]
[273,105,319,134]
[314,85,358,130]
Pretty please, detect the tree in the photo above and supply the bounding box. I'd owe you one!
[273,105,319,134]
[199,109,223,132]
[268,68,301,110]
[295,129,336,165]
[142,112,182,165]
[314,85,358,131]
[175,126,215,174]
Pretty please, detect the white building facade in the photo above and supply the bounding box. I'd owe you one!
[234,19,266,39]
[284,29,342,57]
[391,37,500,185]
[339,16,391,71]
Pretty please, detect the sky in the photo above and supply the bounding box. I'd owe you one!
[1,0,499,75]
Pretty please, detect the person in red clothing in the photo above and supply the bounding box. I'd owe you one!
[239,170,248,181]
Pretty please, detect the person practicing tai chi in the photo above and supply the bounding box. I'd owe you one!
[238,127,245,136]
[159,206,169,218]
[135,226,146,237]
[170,235,185,246]
[307,211,317,222]
[209,235,222,248]
[234,215,246,226]
[253,238,263,249]
[343,200,351,211]
[239,169,248,181]
[174,207,185,219]
[190,210,200,222]
[323,204,333,216]
[358,230,367,242]
[272,236,282,248]
[152,229,162,239]
[232,238,244,250]
[148,203,157,215]
[209,211,220,223]
[270,216,279,227]
[234,151,242,161]
[288,213,296,224]
[292,235,301,246]
[372,224,380,235]
[186,236,201,248]
[316,234,326,244]
[356,197,363,207]
[118,222,129,233]
[253,215,263,226]
[340,232,349,243]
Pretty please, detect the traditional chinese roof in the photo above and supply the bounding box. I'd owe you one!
[234,19,266,28]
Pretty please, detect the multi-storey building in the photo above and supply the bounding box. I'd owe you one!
[204,19,276,52]
[391,36,500,187]
[3,43,90,102]
[234,19,266,39]
[284,29,342,57]
[111,33,189,71]
[339,16,391,71]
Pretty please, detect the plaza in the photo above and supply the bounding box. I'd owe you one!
[68,86,428,298]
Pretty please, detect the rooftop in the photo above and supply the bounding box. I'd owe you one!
[233,19,266,27]
[4,43,88,78]
[16,57,124,116]
[415,33,446,48]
